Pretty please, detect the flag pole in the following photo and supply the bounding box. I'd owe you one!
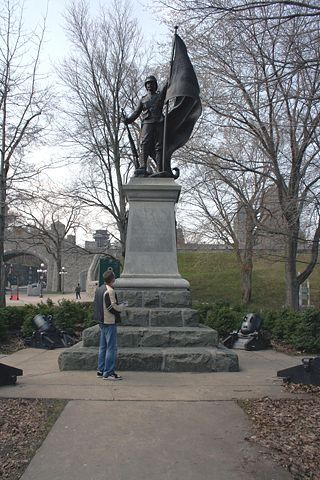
[162,25,178,174]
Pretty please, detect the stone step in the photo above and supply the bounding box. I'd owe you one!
[58,343,239,372]
[83,325,219,348]
[115,288,192,309]
[120,307,199,327]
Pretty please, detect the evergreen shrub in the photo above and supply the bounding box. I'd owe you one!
[0,300,94,342]
[290,309,320,352]
[0,310,9,341]
[194,301,246,338]
[53,300,93,334]
[195,302,320,353]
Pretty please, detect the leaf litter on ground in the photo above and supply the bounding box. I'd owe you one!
[239,382,320,480]
[0,398,66,480]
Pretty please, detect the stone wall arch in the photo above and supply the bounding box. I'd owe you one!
[4,249,51,288]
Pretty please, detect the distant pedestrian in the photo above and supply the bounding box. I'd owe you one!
[93,270,127,380]
[75,283,81,300]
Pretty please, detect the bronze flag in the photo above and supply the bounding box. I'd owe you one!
[164,34,202,172]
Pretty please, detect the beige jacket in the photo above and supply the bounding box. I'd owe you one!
[103,285,123,324]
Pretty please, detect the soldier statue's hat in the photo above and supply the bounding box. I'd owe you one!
[144,75,158,89]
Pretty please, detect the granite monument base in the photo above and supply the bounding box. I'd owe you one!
[58,177,239,372]
[58,305,239,372]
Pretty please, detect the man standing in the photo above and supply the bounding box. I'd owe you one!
[75,283,81,300]
[93,270,126,380]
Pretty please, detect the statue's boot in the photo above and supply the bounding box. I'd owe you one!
[134,147,149,176]
[140,147,150,176]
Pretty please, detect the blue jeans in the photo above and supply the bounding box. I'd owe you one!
[97,324,117,376]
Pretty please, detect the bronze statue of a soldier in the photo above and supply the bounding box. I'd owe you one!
[123,75,167,176]
[122,32,202,179]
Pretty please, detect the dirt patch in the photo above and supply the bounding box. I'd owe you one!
[240,384,320,480]
[0,398,66,480]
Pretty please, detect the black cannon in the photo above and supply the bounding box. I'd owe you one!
[0,363,23,386]
[24,314,76,349]
[277,357,320,386]
[222,313,271,351]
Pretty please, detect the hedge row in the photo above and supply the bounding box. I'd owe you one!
[0,299,95,341]
[1,299,319,354]
[194,301,320,353]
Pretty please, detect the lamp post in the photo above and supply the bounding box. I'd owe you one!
[59,266,68,295]
[37,263,47,298]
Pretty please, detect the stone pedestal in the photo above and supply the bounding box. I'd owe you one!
[115,177,189,290]
[58,177,238,372]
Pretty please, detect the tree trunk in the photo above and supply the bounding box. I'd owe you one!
[57,256,62,293]
[240,262,253,305]
[285,233,299,310]
[235,241,253,305]
[238,209,254,305]
[0,164,6,307]
[117,216,127,265]
[0,203,6,307]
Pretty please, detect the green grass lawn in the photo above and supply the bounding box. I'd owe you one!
[178,251,320,310]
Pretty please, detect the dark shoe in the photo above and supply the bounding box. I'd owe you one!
[96,371,103,378]
[103,372,122,381]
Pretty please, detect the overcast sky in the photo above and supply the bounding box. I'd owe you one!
[23,0,167,72]
[22,0,170,245]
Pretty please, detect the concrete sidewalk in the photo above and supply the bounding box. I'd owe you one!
[0,348,302,479]
[0,347,306,401]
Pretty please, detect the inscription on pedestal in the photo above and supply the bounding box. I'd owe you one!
[129,207,174,253]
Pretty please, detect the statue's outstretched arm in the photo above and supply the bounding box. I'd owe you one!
[124,100,143,124]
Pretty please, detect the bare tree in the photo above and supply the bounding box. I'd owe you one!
[163,2,320,309]
[11,192,86,292]
[58,0,150,260]
[160,0,320,21]
[0,0,53,306]
[182,133,271,304]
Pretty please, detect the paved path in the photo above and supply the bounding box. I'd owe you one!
[18,400,291,480]
[5,291,92,306]
[0,347,306,401]
[0,348,304,479]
